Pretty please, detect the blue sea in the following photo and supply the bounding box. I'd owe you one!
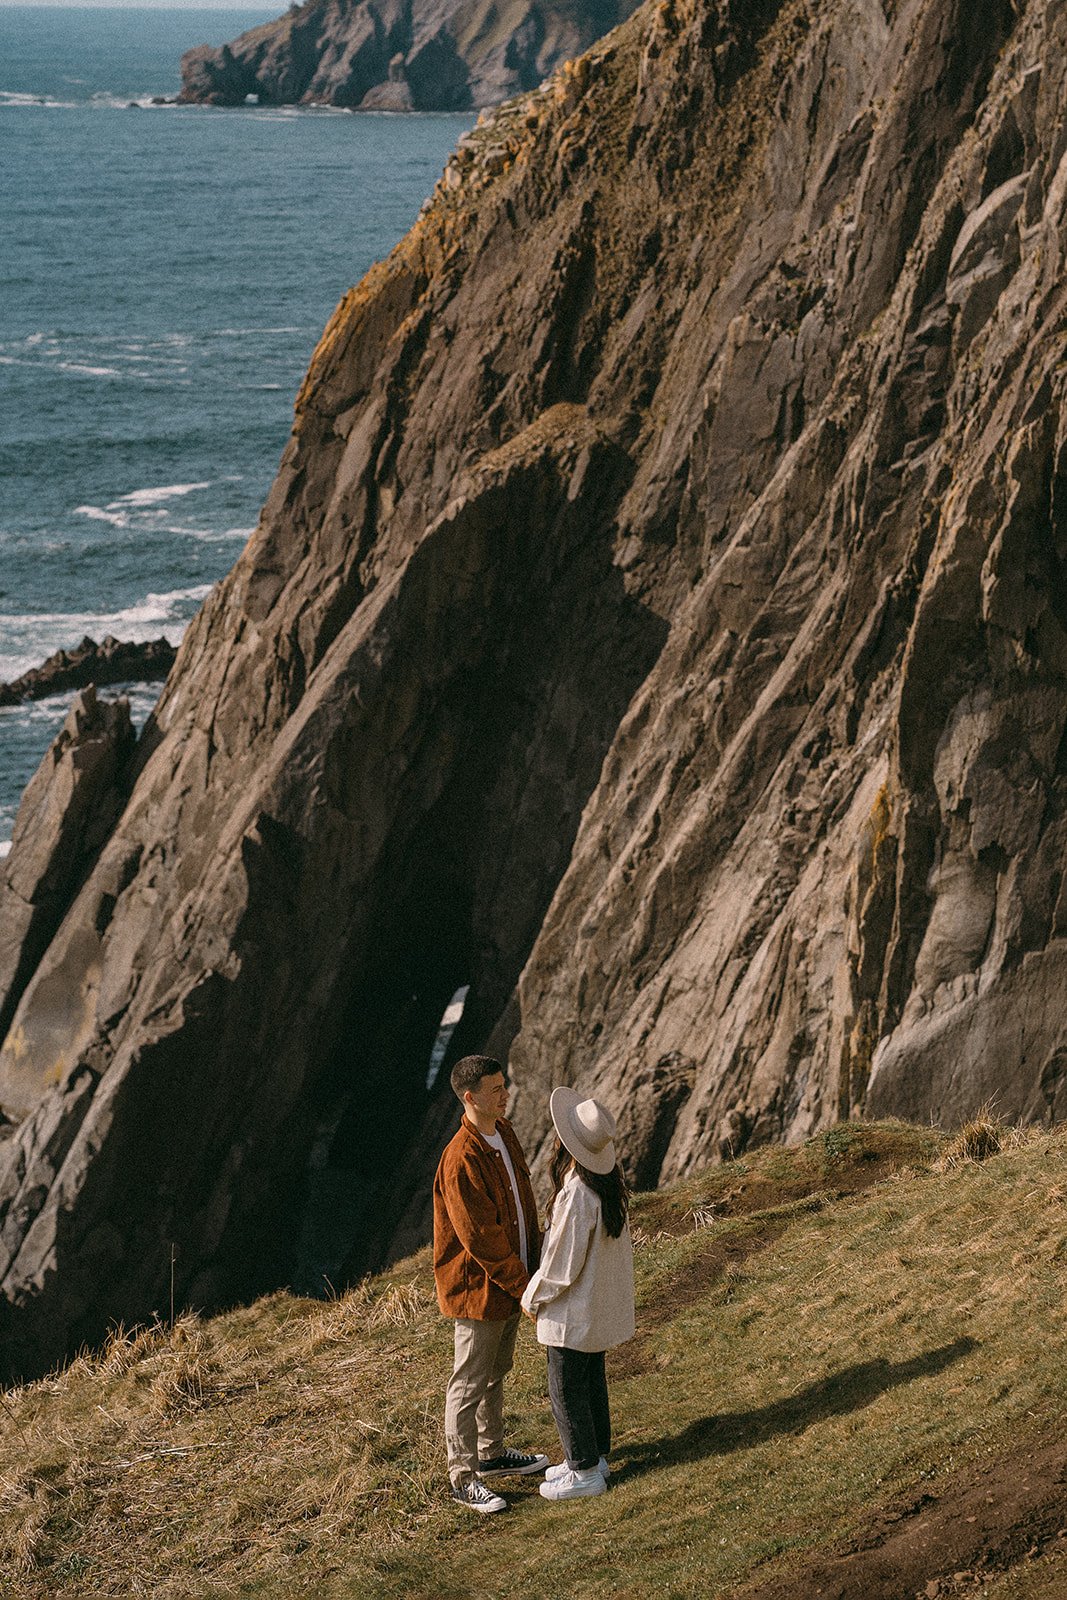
[0,6,470,853]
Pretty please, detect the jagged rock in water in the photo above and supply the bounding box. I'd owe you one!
[358,53,415,112]
[178,0,639,111]
[2,0,1067,1377]
[0,689,136,1071]
[0,635,175,707]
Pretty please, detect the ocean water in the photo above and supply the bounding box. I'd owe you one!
[0,6,471,852]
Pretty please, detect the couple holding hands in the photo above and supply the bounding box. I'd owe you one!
[432,1054,635,1512]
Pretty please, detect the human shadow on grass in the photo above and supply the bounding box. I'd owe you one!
[618,1336,978,1476]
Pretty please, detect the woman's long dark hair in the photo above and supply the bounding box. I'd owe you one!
[547,1137,629,1239]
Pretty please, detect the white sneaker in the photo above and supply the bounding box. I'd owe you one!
[545,1456,609,1483]
[451,1477,506,1513]
[539,1466,606,1501]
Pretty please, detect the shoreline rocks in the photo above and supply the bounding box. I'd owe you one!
[0,636,176,707]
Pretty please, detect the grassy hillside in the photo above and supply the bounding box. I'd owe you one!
[3,1119,1067,1598]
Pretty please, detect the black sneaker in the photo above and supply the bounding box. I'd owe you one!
[477,1447,550,1477]
[451,1478,506,1513]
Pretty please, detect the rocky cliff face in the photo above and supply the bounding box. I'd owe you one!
[178,0,638,111]
[2,0,1066,1378]
[0,689,135,1070]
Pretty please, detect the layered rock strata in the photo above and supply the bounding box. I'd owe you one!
[0,689,135,1071]
[179,0,638,111]
[1,0,1066,1377]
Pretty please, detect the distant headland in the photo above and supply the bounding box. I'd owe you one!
[177,0,639,111]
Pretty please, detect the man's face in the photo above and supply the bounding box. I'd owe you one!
[465,1071,509,1124]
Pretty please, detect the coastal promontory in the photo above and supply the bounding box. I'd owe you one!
[1,0,1066,1380]
[178,0,639,110]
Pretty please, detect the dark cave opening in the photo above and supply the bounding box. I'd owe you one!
[290,857,475,1295]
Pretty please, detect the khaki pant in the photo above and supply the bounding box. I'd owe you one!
[444,1314,520,1487]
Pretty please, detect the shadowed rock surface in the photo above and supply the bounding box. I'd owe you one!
[178,0,638,111]
[1,0,1066,1377]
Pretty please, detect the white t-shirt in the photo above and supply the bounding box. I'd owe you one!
[482,1128,529,1269]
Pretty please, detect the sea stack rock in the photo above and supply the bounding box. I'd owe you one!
[1,0,1066,1379]
[178,0,641,111]
[358,53,415,112]
[0,688,136,1062]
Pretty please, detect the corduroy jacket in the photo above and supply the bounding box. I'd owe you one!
[433,1115,542,1320]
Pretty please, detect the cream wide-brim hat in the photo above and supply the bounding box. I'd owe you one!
[550,1087,618,1175]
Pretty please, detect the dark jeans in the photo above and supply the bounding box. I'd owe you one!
[546,1346,611,1471]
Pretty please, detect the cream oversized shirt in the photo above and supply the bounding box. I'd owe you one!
[520,1170,635,1352]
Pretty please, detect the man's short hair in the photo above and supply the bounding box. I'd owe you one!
[450,1055,505,1102]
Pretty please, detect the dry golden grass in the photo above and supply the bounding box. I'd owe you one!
[1,1120,1066,1599]
[0,1269,454,1596]
[938,1100,1038,1171]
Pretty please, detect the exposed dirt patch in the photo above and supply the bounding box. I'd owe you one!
[737,1427,1067,1600]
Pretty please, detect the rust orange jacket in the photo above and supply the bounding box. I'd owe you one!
[433,1115,542,1320]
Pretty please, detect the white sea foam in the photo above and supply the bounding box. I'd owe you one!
[58,361,122,377]
[0,841,10,860]
[73,505,130,528]
[112,482,212,507]
[0,91,335,116]
[74,484,213,527]
[0,683,160,725]
[0,90,62,107]
[1,329,295,390]
[87,92,171,111]
[172,525,254,543]
[1,689,90,721]
[212,327,306,338]
[0,353,122,378]
[0,584,214,683]
[0,328,195,384]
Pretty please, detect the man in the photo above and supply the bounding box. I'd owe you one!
[433,1054,549,1512]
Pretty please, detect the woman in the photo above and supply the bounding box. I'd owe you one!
[521,1088,635,1501]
